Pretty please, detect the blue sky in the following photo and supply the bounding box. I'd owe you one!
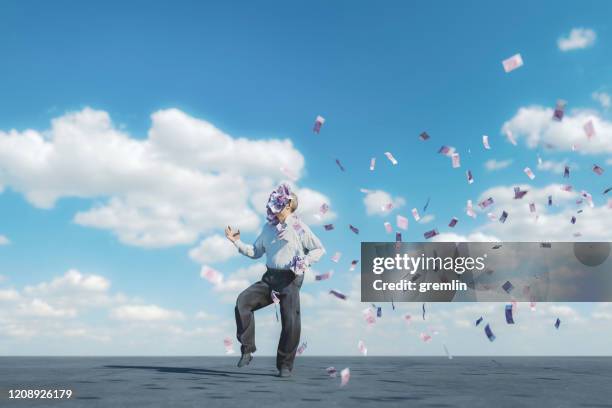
[0,1,611,355]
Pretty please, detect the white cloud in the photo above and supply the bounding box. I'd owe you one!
[22,269,119,310]
[199,265,251,298]
[230,263,267,281]
[213,278,251,294]
[558,28,596,51]
[2,271,114,314]
[2,324,37,338]
[432,232,500,243]
[502,105,612,154]
[593,303,612,320]
[472,183,612,241]
[0,107,332,248]
[147,109,304,178]
[18,299,77,318]
[0,269,134,353]
[0,288,20,301]
[189,234,237,264]
[0,269,209,346]
[199,263,279,304]
[484,159,512,171]
[111,304,185,322]
[25,269,110,294]
[363,190,406,216]
[419,214,435,224]
[206,263,268,302]
[292,187,337,225]
[0,235,9,245]
[3,267,612,355]
[195,311,217,320]
[62,328,111,342]
[537,159,576,175]
[547,305,580,320]
[0,270,128,336]
[592,92,611,109]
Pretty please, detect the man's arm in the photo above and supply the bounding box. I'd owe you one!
[226,226,265,259]
[300,223,326,265]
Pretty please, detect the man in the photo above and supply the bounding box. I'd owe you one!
[225,184,325,378]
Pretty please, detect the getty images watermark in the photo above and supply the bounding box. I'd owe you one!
[361,242,612,302]
[371,252,485,292]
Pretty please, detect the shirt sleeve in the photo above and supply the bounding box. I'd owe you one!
[300,222,326,265]
[233,231,265,259]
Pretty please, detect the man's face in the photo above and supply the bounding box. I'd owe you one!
[277,203,292,222]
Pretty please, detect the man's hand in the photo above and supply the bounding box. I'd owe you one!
[225,226,240,243]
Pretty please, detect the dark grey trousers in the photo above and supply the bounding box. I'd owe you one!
[235,268,303,371]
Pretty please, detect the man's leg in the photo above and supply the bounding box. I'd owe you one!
[276,274,303,372]
[235,280,272,355]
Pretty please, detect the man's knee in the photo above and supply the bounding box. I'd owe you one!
[236,291,250,312]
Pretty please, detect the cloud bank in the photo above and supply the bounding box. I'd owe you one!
[0,108,334,248]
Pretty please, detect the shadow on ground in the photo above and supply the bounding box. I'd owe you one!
[104,365,275,378]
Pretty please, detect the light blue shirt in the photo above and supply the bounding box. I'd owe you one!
[233,214,325,271]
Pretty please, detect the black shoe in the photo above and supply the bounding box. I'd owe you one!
[237,353,252,368]
[278,367,292,378]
